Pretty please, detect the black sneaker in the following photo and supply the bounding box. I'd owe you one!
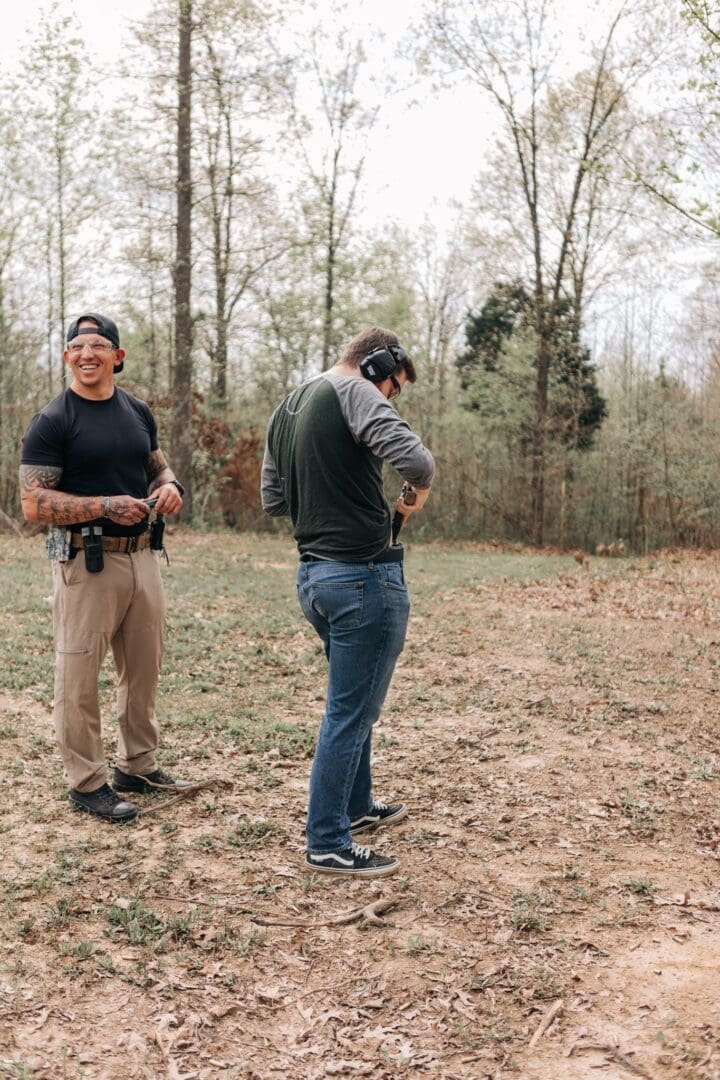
[112,767,191,794]
[351,801,408,835]
[70,783,138,823]
[306,841,400,878]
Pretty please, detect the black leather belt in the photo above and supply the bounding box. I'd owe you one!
[300,546,403,564]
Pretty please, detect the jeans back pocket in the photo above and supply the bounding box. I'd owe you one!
[311,581,364,629]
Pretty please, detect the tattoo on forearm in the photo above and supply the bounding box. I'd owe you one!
[20,464,101,525]
[147,447,176,493]
[34,489,102,526]
[20,465,62,492]
[107,497,146,525]
[147,449,169,481]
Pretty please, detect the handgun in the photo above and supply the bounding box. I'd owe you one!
[391,484,417,545]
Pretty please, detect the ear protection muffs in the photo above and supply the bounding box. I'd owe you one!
[359,343,407,383]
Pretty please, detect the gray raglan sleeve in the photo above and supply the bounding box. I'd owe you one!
[261,442,289,517]
[334,377,435,486]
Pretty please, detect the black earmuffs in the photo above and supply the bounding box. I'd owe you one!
[359,343,407,383]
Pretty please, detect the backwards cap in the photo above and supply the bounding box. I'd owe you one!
[66,312,123,373]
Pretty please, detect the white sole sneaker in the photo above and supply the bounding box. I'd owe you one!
[305,843,400,877]
[351,802,408,835]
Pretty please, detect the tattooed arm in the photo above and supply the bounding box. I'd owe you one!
[147,448,183,515]
[19,465,151,526]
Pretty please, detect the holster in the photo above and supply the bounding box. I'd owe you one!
[81,525,104,573]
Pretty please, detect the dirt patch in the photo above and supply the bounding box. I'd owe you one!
[2,538,720,1077]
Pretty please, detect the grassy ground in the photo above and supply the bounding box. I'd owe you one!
[2,533,720,1078]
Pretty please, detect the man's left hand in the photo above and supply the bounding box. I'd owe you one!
[151,483,183,515]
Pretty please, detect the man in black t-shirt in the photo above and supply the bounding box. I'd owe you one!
[20,313,188,823]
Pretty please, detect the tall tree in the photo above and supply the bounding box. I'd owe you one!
[0,137,27,513]
[193,5,289,403]
[119,0,292,443]
[458,281,606,448]
[415,222,468,411]
[631,1,720,236]
[13,7,97,393]
[424,0,664,544]
[171,0,194,519]
[283,25,379,370]
[121,190,175,400]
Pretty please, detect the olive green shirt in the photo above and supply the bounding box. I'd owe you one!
[261,373,435,562]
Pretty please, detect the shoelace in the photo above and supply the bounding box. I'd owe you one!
[96,784,124,807]
[350,842,372,860]
[147,770,174,786]
[373,801,389,811]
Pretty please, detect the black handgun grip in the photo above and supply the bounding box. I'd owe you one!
[391,485,417,546]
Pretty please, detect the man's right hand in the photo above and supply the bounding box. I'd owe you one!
[396,485,431,518]
[106,495,152,525]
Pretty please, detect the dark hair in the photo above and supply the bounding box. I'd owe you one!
[340,326,417,383]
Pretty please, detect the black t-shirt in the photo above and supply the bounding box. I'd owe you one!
[21,387,159,536]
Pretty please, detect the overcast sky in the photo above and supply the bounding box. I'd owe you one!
[1,0,704,367]
[0,0,622,232]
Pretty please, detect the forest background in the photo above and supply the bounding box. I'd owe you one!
[1,0,720,553]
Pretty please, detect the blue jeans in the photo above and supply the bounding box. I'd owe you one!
[297,559,410,854]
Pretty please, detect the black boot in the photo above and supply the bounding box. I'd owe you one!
[70,783,137,822]
[113,767,191,794]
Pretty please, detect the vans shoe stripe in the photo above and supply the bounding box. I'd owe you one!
[309,852,354,867]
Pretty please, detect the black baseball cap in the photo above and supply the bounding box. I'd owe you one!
[66,312,123,372]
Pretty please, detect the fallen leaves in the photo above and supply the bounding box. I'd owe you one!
[7,541,720,1078]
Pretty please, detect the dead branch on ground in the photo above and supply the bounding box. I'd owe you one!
[252,895,402,930]
[139,777,232,816]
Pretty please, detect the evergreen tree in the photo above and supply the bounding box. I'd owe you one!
[458,280,606,450]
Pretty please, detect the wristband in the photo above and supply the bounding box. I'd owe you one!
[170,479,185,498]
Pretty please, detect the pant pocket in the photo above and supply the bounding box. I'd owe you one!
[57,636,91,656]
[60,556,85,587]
[311,581,364,629]
[383,565,410,608]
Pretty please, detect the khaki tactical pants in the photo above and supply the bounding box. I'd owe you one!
[52,547,167,792]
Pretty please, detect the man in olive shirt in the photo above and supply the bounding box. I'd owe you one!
[262,326,435,878]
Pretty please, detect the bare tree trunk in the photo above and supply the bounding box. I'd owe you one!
[211,186,228,401]
[531,330,551,545]
[171,0,193,520]
[149,276,158,400]
[214,265,227,400]
[46,222,54,397]
[660,395,676,545]
[322,238,335,371]
[321,151,339,371]
[144,206,160,399]
[56,141,66,389]
[0,280,5,504]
